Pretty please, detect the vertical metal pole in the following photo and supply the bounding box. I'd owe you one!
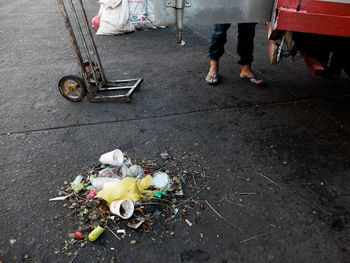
[176,0,184,44]
[67,0,101,89]
[78,0,107,83]
[57,0,95,95]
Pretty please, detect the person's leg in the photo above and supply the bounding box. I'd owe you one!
[237,23,265,85]
[206,24,231,84]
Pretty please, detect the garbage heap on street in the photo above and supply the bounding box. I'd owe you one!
[50,149,207,252]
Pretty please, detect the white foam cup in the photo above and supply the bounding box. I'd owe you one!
[109,199,134,219]
[99,149,124,167]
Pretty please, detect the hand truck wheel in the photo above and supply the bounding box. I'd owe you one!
[58,75,86,102]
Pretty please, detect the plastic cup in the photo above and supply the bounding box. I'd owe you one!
[109,199,134,219]
[99,149,124,167]
[153,172,170,189]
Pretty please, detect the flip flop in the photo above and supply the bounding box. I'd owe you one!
[205,73,220,85]
[241,76,267,87]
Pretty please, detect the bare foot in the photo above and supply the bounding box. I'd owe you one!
[240,65,265,85]
[205,60,219,84]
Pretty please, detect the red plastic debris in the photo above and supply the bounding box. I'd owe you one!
[74,231,84,240]
[144,169,152,175]
[87,190,97,200]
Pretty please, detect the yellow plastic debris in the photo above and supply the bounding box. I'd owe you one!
[96,175,157,205]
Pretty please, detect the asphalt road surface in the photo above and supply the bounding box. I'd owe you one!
[1,0,349,262]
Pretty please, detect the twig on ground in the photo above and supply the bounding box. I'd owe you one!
[192,175,198,187]
[230,202,244,207]
[223,173,235,181]
[180,176,187,185]
[106,226,121,241]
[145,210,163,221]
[240,230,279,244]
[187,185,202,189]
[205,200,244,232]
[69,249,80,263]
[258,172,284,189]
[176,186,206,208]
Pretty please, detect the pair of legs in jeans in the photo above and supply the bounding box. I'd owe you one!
[206,23,265,86]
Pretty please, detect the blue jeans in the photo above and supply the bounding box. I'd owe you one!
[207,23,257,65]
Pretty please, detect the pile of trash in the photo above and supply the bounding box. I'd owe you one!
[51,149,205,248]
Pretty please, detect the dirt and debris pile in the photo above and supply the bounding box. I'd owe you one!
[51,149,207,251]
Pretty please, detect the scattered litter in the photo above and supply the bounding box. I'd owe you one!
[200,233,204,239]
[63,240,69,250]
[72,175,83,187]
[96,175,157,204]
[49,194,73,201]
[171,208,179,218]
[88,226,105,242]
[153,172,170,189]
[98,166,120,177]
[106,225,121,241]
[117,229,126,235]
[52,148,208,253]
[127,217,146,229]
[144,169,152,175]
[9,239,16,245]
[110,199,134,219]
[185,219,193,226]
[160,152,170,160]
[74,232,83,240]
[121,165,144,179]
[130,240,136,245]
[99,149,124,167]
[71,175,90,192]
[90,177,120,192]
[154,190,167,198]
[87,190,97,200]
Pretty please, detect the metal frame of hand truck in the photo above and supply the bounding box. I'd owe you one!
[57,0,142,102]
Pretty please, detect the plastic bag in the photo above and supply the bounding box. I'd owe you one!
[92,3,106,30]
[120,164,144,179]
[90,177,120,192]
[128,0,155,30]
[146,0,155,24]
[96,175,157,205]
[97,0,135,35]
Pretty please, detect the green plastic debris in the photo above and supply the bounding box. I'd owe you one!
[63,240,69,250]
[154,190,167,198]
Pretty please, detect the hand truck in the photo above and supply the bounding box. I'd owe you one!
[56,0,142,102]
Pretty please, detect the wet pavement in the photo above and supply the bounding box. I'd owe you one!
[1,0,350,262]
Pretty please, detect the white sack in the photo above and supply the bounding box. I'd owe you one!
[146,0,155,24]
[97,0,135,35]
[128,0,155,30]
